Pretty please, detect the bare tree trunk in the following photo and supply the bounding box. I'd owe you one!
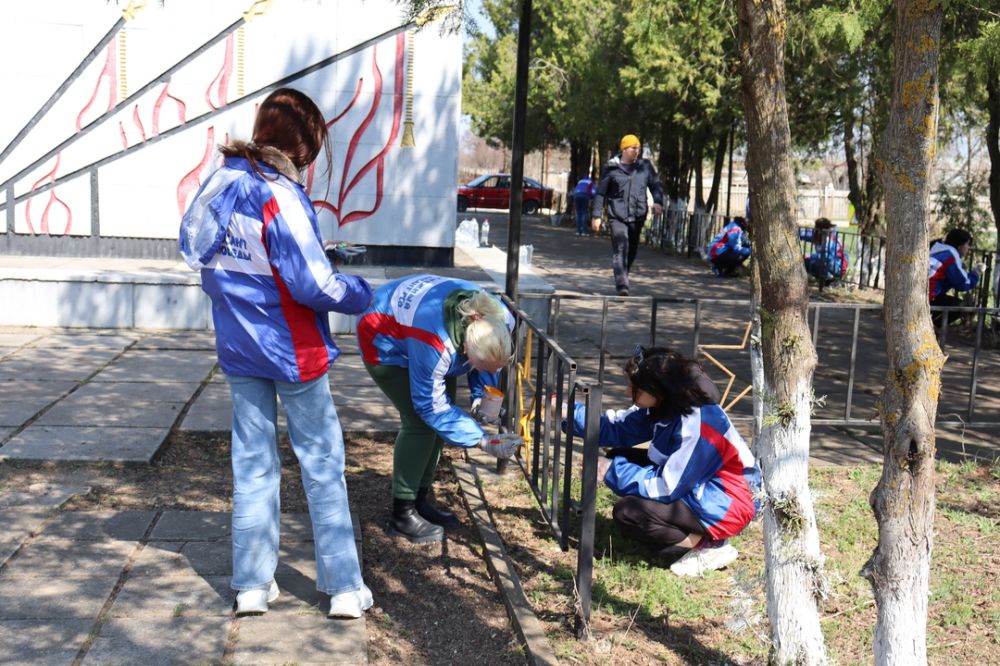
[986,66,1000,307]
[861,2,944,665]
[737,1,828,664]
[706,128,728,216]
[844,106,863,223]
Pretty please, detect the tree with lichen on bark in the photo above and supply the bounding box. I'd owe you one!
[861,1,945,664]
[737,0,829,664]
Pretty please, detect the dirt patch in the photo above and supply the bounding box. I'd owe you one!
[0,432,524,666]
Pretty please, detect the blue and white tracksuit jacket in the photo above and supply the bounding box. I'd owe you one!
[571,403,761,540]
[356,275,514,448]
[806,234,848,278]
[708,221,751,261]
[928,241,979,302]
[179,157,372,383]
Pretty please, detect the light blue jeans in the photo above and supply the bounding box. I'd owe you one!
[226,373,362,595]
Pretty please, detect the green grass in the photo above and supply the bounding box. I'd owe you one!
[484,458,999,665]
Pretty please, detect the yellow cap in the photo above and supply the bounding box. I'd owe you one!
[619,134,640,150]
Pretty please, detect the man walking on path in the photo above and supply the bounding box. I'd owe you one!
[591,134,664,296]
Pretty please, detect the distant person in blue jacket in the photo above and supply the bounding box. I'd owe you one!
[566,346,761,576]
[929,228,984,325]
[572,175,596,236]
[357,275,522,544]
[803,217,848,285]
[179,88,375,619]
[708,217,751,277]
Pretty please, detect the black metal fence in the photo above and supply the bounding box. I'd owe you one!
[532,293,1000,428]
[500,295,603,635]
[494,290,999,640]
[643,212,998,306]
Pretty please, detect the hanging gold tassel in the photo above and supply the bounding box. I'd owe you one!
[400,30,416,148]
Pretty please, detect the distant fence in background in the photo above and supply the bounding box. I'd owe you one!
[531,293,1000,428]
[644,212,997,306]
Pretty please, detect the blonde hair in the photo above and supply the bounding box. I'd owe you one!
[458,291,512,366]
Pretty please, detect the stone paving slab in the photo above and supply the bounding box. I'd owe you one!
[0,381,78,427]
[37,510,157,541]
[333,335,361,356]
[0,538,25,565]
[335,399,402,432]
[150,510,231,541]
[179,383,287,432]
[0,347,121,382]
[82,616,231,666]
[0,509,51,540]
[0,576,118,619]
[133,331,217,351]
[0,618,93,665]
[0,509,50,565]
[232,613,367,666]
[110,574,235,617]
[90,349,217,383]
[0,483,91,509]
[0,425,171,462]
[280,512,315,541]
[1,538,137,578]
[36,384,192,428]
[130,540,231,578]
[0,332,45,348]
[25,332,139,350]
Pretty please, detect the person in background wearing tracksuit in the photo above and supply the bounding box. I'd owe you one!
[179,88,375,619]
[929,228,985,326]
[803,217,848,285]
[565,346,760,576]
[572,174,596,236]
[356,275,523,544]
[707,216,751,277]
[590,134,665,296]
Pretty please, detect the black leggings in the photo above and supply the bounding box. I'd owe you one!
[606,448,705,550]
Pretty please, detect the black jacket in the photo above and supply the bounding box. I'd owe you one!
[591,156,664,223]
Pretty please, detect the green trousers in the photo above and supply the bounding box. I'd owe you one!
[364,362,457,500]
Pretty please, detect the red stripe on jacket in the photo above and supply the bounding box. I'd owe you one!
[261,196,329,382]
[357,312,446,365]
[928,255,955,301]
[700,422,756,540]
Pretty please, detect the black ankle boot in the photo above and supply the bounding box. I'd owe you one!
[415,488,459,528]
[389,498,444,544]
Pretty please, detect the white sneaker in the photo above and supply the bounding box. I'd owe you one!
[328,582,374,619]
[670,543,739,577]
[235,580,279,616]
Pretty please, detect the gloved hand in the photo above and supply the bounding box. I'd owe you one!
[974,262,987,275]
[470,398,499,425]
[478,433,523,459]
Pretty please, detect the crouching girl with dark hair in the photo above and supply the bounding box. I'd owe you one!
[567,346,761,576]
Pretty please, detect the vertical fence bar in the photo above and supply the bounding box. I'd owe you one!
[967,308,986,420]
[811,304,821,349]
[551,296,562,339]
[559,376,578,551]
[549,362,566,532]
[845,305,861,421]
[597,297,609,385]
[692,301,702,357]
[650,298,659,347]
[574,383,601,638]
[876,237,885,289]
[532,322,547,483]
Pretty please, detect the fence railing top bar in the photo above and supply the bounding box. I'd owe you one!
[502,295,578,368]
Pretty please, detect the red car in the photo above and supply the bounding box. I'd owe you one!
[457,174,554,215]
